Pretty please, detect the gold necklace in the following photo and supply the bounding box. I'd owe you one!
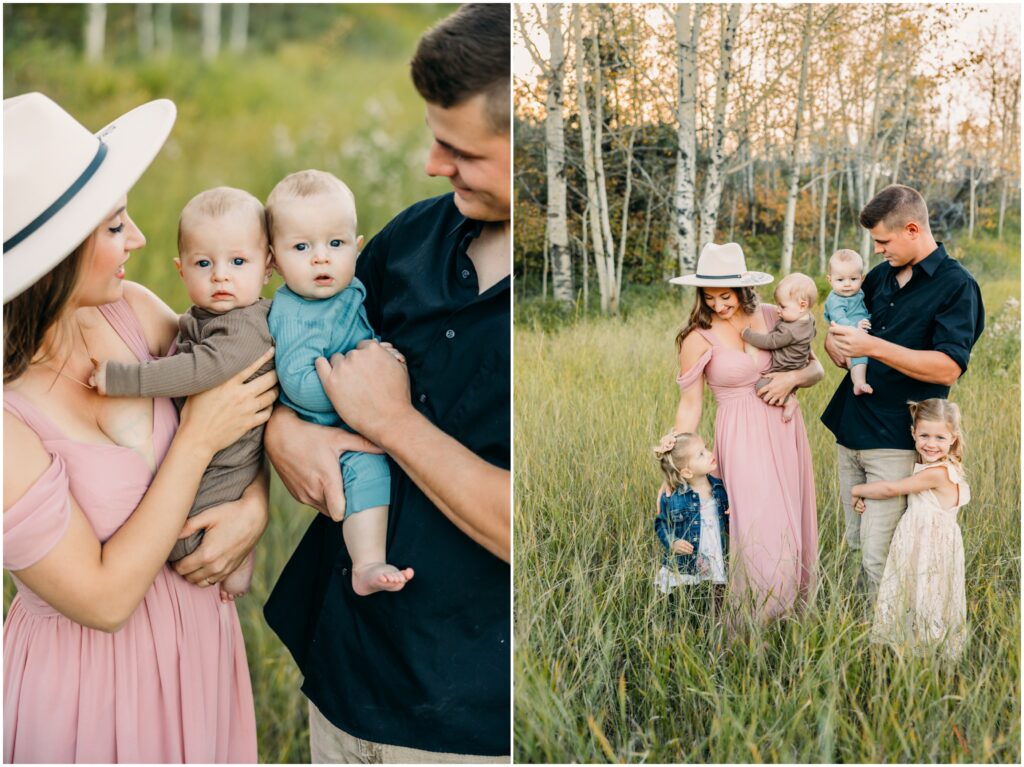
[40,319,97,390]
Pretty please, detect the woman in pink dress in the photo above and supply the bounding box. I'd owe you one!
[3,93,277,762]
[671,243,822,621]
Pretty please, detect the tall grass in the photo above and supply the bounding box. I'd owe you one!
[3,8,453,762]
[514,270,1020,762]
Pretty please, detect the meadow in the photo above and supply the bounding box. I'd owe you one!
[514,237,1021,762]
[4,5,453,762]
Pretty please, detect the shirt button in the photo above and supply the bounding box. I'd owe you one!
[419,393,427,403]
[881,326,886,330]
[461,269,471,279]
[445,329,455,339]
[890,302,894,307]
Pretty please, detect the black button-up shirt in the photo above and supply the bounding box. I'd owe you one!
[821,243,984,450]
[265,193,510,756]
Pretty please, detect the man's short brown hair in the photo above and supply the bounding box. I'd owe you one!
[859,184,931,233]
[410,3,510,134]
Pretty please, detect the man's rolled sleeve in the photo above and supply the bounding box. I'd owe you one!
[932,278,985,375]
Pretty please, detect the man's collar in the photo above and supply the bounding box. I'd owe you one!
[446,208,484,239]
[914,242,947,277]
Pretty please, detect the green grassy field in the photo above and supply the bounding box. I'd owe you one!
[514,242,1021,762]
[3,7,453,762]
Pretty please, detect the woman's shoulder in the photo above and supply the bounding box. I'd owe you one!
[3,406,51,511]
[122,281,179,356]
[679,328,712,357]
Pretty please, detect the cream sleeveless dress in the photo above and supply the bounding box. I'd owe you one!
[870,461,969,660]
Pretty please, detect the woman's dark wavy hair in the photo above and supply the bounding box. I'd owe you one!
[3,237,91,384]
[675,286,760,352]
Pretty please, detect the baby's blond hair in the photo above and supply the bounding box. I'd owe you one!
[775,272,817,308]
[828,249,864,275]
[265,169,357,239]
[177,186,267,255]
[653,432,704,493]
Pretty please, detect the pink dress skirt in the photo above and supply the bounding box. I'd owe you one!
[677,304,818,619]
[3,299,257,763]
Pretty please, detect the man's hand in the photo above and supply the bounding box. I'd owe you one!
[757,370,799,407]
[829,322,876,360]
[264,405,382,521]
[173,484,268,586]
[823,330,849,369]
[672,539,695,555]
[314,340,416,447]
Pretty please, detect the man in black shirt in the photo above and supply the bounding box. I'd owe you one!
[263,5,510,761]
[821,184,984,599]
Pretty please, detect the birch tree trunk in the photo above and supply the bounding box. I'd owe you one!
[780,4,813,276]
[574,7,611,314]
[591,13,618,314]
[833,156,845,253]
[155,4,173,56]
[229,3,249,54]
[84,4,106,63]
[544,4,572,305]
[673,3,702,273]
[859,5,890,262]
[616,128,636,301]
[818,154,830,274]
[137,3,154,57]
[202,4,221,62]
[699,3,740,249]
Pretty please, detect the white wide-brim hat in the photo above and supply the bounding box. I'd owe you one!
[3,92,176,304]
[669,242,774,288]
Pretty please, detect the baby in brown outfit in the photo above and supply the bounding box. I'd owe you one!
[91,187,274,600]
[741,272,818,422]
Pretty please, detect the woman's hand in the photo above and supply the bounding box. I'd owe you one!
[173,479,269,586]
[757,370,799,406]
[178,348,277,458]
[264,404,383,521]
[672,539,695,555]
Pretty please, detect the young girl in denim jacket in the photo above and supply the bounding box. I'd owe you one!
[653,432,729,597]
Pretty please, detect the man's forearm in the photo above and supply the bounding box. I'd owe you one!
[378,409,510,563]
[866,337,961,385]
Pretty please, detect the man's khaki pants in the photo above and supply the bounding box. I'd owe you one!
[309,700,510,764]
[836,445,917,599]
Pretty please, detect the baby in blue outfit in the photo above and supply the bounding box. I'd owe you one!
[266,169,412,596]
[824,248,873,396]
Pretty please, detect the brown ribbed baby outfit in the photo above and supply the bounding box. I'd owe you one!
[742,314,816,392]
[105,298,274,561]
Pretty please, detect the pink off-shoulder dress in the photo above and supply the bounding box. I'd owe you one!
[678,304,817,619]
[3,299,257,763]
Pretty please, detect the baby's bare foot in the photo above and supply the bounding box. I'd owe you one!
[782,399,798,423]
[219,556,255,603]
[853,382,874,396]
[352,563,414,596]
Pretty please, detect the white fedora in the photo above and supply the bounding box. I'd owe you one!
[669,242,773,288]
[3,92,176,303]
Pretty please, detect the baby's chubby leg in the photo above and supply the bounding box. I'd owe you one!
[851,362,873,395]
[220,550,255,602]
[344,506,414,596]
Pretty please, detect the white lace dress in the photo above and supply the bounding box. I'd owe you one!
[870,461,969,660]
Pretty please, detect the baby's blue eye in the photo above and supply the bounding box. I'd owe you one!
[232,257,246,266]
[295,243,308,252]
[330,239,342,247]
[197,259,211,268]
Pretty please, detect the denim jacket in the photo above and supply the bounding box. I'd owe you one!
[654,476,729,574]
